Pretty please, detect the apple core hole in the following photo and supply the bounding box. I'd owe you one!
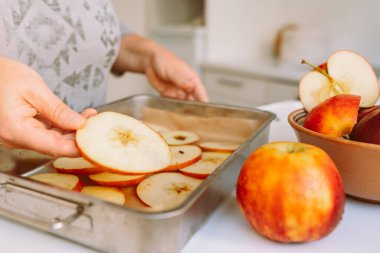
[174,135,187,141]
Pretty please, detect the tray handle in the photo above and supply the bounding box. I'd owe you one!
[0,181,91,232]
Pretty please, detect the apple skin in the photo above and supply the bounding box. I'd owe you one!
[350,107,380,144]
[357,105,380,122]
[303,94,360,137]
[236,142,345,243]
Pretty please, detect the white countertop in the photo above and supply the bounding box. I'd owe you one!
[1,100,379,253]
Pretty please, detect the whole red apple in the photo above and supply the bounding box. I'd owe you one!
[303,94,360,137]
[350,106,380,144]
[357,105,380,122]
[236,142,345,243]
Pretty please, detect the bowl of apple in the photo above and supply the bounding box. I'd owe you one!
[288,50,380,203]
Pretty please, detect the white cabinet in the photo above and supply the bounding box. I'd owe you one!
[203,68,299,107]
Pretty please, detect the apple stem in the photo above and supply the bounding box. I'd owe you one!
[301,59,332,81]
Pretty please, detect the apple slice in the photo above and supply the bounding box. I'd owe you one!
[145,123,170,133]
[89,172,146,187]
[161,131,200,145]
[199,142,240,152]
[76,112,171,174]
[299,50,379,112]
[164,145,202,171]
[121,186,154,211]
[29,173,83,191]
[136,172,202,210]
[81,186,125,205]
[180,152,231,179]
[53,157,103,175]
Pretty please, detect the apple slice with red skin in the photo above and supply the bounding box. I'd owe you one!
[303,94,361,137]
[299,50,379,112]
[136,172,202,210]
[199,142,240,152]
[163,145,202,171]
[179,152,231,179]
[53,157,103,175]
[161,131,200,145]
[76,112,171,175]
[89,172,146,187]
[81,186,125,205]
[30,173,83,192]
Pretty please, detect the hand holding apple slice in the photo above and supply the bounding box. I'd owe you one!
[179,152,230,179]
[164,145,202,171]
[81,186,125,205]
[136,172,202,210]
[30,173,83,192]
[199,142,240,152]
[303,94,361,137]
[76,112,171,174]
[299,50,379,112]
[89,172,146,187]
[53,157,103,175]
[161,131,200,145]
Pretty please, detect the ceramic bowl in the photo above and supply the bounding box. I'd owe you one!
[288,108,380,203]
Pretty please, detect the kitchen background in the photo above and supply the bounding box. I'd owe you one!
[108,0,380,106]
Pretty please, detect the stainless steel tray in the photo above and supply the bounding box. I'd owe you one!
[0,94,275,253]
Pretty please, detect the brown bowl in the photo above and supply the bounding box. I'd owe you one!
[288,108,380,203]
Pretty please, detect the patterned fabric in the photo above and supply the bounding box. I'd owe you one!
[0,0,122,111]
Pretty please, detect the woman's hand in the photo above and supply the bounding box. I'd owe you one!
[112,34,208,102]
[0,57,96,157]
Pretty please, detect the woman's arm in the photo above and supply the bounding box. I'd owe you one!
[111,34,208,102]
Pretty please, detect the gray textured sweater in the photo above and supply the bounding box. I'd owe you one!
[0,0,124,111]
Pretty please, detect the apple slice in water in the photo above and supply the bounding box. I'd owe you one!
[161,131,200,145]
[89,172,146,187]
[299,50,379,112]
[53,157,103,175]
[180,152,231,179]
[30,173,83,191]
[122,186,154,211]
[76,112,171,174]
[164,145,202,171]
[199,142,240,152]
[81,186,125,205]
[136,172,202,211]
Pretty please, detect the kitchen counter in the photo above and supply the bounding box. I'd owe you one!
[0,100,379,253]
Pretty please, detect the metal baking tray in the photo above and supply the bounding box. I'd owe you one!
[0,94,275,253]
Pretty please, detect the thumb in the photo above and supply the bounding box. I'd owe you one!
[26,87,86,130]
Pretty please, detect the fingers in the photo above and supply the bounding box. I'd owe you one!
[81,108,97,119]
[25,86,86,131]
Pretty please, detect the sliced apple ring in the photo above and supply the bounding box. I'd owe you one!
[89,172,146,187]
[29,173,83,192]
[76,112,171,174]
[145,123,170,133]
[199,142,240,152]
[122,186,154,211]
[136,172,202,211]
[81,186,125,205]
[161,131,200,145]
[53,157,103,175]
[179,152,231,179]
[164,145,202,171]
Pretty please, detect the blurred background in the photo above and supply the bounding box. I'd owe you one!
[108,0,380,107]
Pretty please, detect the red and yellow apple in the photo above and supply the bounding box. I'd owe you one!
[303,94,360,137]
[299,50,379,112]
[236,142,345,243]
